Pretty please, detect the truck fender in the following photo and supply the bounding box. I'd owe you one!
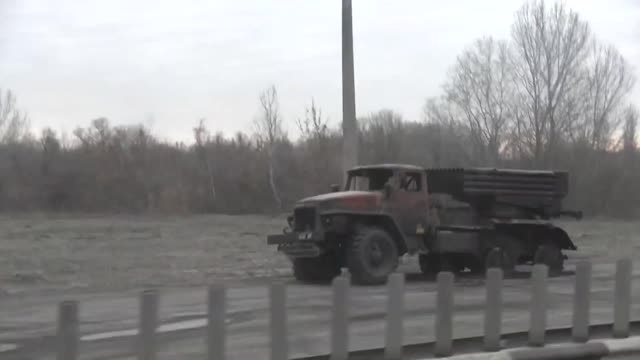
[493,222,577,252]
[549,226,577,250]
[367,214,411,255]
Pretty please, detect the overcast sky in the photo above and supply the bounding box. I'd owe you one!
[0,0,638,142]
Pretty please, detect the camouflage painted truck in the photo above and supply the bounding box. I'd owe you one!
[267,164,582,285]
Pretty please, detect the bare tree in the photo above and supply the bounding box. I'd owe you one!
[581,43,636,150]
[422,97,458,125]
[422,97,475,166]
[73,117,113,149]
[296,98,328,141]
[511,0,591,165]
[622,105,639,155]
[444,36,514,165]
[255,85,283,210]
[360,109,405,163]
[40,127,62,194]
[0,89,30,143]
[296,98,334,192]
[193,119,216,203]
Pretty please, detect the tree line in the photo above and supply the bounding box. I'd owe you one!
[0,0,638,217]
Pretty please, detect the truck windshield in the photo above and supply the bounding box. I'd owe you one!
[346,169,394,191]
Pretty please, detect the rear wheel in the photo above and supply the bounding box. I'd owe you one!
[292,252,340,283]
[534,243,564,275]
[348,226,399,285]
[419,254,464,275]
[419,254,439,275]
[484,247,515,275]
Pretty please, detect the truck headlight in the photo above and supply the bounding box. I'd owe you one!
[322,215,347,231]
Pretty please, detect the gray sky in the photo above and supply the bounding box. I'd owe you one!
[1,0,638,143]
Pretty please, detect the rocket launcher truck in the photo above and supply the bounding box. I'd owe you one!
[267,164,581,285]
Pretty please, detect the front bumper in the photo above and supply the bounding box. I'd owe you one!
[267,231,322,258]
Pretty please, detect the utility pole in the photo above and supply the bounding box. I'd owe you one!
[342,0,358,182]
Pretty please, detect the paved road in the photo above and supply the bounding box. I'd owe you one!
[2,259,640,359]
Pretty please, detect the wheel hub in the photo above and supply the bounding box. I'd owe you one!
[369,241,383,265]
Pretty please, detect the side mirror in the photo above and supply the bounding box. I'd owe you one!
[330,184,341,192]
[384,183,393,199]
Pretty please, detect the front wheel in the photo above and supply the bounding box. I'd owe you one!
[484,247,515,275]
[347,226,399,285]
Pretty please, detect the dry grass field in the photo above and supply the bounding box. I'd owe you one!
[0,214,638,296]
[0,214,289,295]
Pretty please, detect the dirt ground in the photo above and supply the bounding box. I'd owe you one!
[0,213,290,295]
[0,214,638,296]
[1,214,640,359]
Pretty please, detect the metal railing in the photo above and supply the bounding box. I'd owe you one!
[21,258,640,359]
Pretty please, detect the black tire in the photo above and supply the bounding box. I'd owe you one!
[485,248,501,270]
[419,253,440,276]
[419,254,463,276]
[292,253,340,283]
[347,226,399,285]
[485,248,500,268]
[534,243,564,274]
[468,256,486,275]
[438,255,462,274]
[484,247,515,274]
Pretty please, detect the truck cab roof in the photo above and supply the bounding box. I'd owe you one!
[348,163,423,173]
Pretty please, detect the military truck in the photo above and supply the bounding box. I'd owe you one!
[267,164,582,285]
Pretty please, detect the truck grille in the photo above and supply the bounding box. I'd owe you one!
[294,207,316,231]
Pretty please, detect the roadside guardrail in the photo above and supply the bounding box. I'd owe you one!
[17,258,639,359]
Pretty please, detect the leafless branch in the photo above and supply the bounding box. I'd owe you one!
[0,89,30,144]
[255,85,284,210]
[444,36,515,165]
[511,0,591,165]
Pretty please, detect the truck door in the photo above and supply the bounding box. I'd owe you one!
[393,171,429,251]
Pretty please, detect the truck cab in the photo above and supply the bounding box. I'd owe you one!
[268,164,435,285]
[344,164,432,250]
